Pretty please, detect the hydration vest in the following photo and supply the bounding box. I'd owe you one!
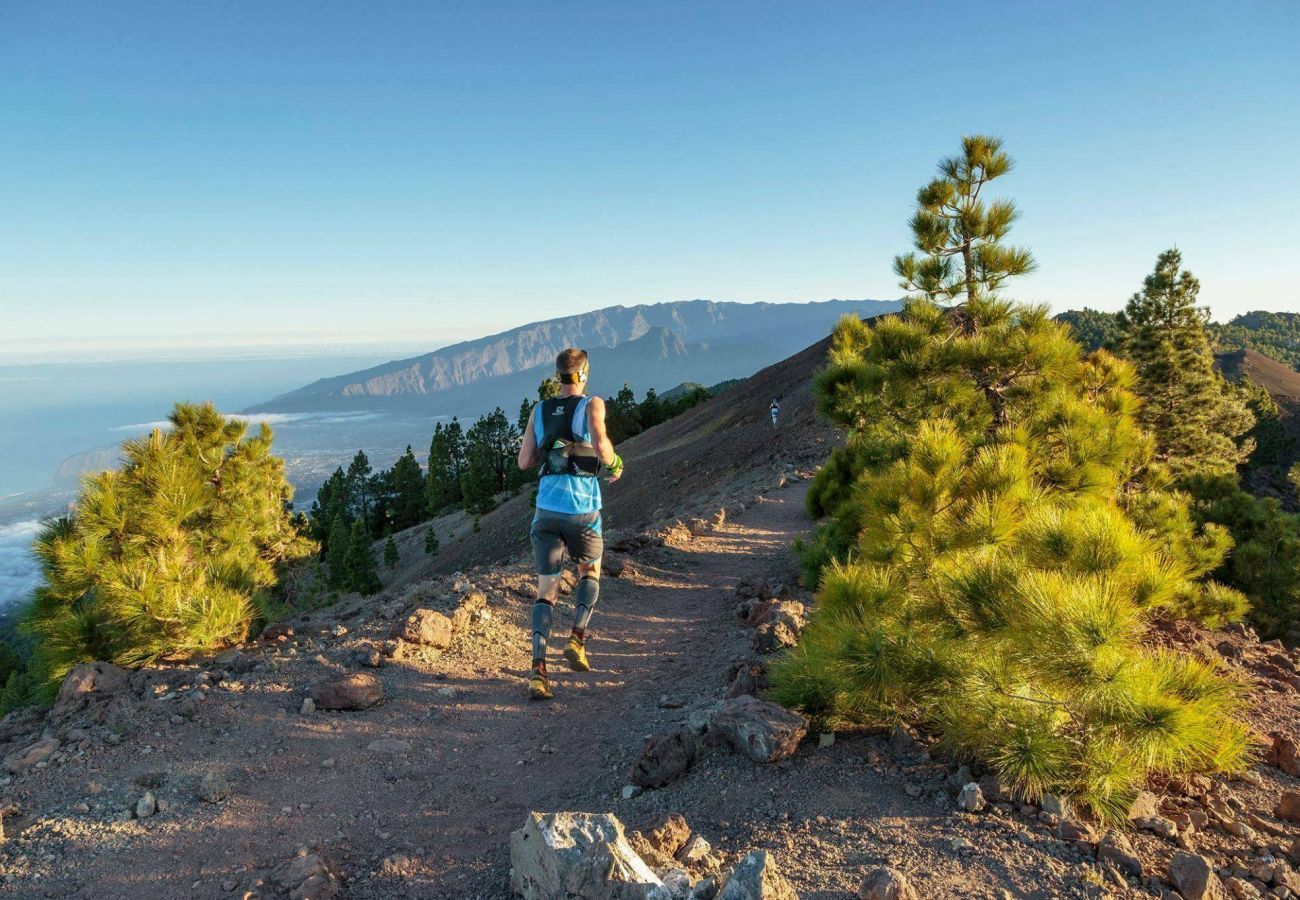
[537,395,600,478]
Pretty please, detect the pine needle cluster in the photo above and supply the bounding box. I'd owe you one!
[22,403,315,692]
[777,301,1251,819]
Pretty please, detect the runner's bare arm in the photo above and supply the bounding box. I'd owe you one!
[517,407,539,470]
[586,396,620,481]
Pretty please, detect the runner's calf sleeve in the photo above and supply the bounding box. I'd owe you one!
[573,575,600,633]
[531,600,554,662]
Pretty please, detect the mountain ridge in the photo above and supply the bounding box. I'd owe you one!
[249,298,899,415]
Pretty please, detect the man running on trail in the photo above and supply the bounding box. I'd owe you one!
[516,348,624,701]
[769,398,780,428]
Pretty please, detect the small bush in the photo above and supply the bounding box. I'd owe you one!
[1186,473,1300,639]
[20,403,314,694]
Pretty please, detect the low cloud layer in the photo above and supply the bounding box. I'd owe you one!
[0,520,42,610]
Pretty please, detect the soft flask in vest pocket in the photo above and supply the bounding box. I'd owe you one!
[538,396,601,478]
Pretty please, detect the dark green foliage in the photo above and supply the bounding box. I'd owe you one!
[461,449,501,514]
[639,387,665,429]
[463,407,522,501]
[1117,249,1255,481]
[0,640,24,687]
[1213,311,1300,371]
[892,134,1035,305]
[325,515,350,589]
[383,532,400,569]
[385,446,425,531]
[309,466,352,543]
[345,520,381,595]
[1055,308,1121,353]
[0,643,52,715]
[1187,473,1300,641]
[423,527,439,555]
[1239,378,1289,468]
[20,403,315,693]
[426,418,467,514]
[346,451,373,523]
[601,381,719,444]
[605,383,643,443]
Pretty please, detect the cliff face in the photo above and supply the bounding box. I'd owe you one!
[249,299,899,414]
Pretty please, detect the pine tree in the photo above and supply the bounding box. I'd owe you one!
[423,527,439,555]
[460,449,499,514]
[1187,473,1300,639]
[22,403,315,690]
[639,386,665,428]
[518,397,534,438]
[517,375,559,438]
[383,531,400,569]
[345,519,381,595]
[1118,249,1254,481]
[775,139,1248,820]
[388,445,425,531]
[346,451,373,527]
[1055,308,1122,353]
[892,134,1035,306]
[606,383,643,443]
[308,466,352,542]
[465,408,519,493]
[426,418,467,514]
[325,514,350,588]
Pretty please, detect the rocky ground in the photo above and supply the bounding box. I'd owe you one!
[0,472,1298,899]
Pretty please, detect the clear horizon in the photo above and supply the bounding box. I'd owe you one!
[2,1,1297,356]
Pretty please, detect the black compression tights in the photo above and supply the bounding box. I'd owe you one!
[531,574,601,663]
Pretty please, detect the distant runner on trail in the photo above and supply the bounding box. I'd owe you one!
[516,348,624,701]
[769,398,780,428]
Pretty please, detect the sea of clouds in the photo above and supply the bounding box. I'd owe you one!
[111,410,387,433]
[0,520,42,610]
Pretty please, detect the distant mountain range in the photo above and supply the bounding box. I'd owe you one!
[249,299,901,416]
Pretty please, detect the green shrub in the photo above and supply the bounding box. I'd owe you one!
[777,299,1250,821]
[1186,473,1300,639]
[21,403,315,693]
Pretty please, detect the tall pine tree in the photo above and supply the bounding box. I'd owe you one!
[346,451,374,527]
[426,419,467,514]
[325,514,350,588]
[776,138,1248,820]
[1117,249,1254,481]
[387,445,425,530]
[345,519,381,595]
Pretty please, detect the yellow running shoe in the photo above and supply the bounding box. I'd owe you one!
[528,664,553,701]
[563,635,590,672]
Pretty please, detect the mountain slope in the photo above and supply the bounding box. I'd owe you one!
[386,329,837,579]
[251,299,898,414]
[1216,347,1300,506]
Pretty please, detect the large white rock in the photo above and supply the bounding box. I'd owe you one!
[510,811,670,899]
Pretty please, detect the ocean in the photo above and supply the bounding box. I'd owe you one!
[0,345,444,611]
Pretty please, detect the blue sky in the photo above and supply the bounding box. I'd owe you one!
[1,1,1296,357]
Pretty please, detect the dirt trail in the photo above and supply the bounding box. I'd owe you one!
[10,475,1293,900]
[0,482,816,899]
